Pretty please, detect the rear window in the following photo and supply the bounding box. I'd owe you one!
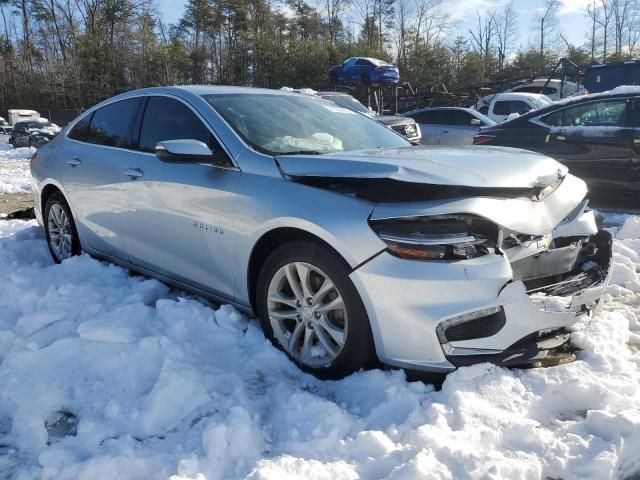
[86,98,141,148]
[493,100,532,116]
[513,86,556,95]
[68,115,92,141]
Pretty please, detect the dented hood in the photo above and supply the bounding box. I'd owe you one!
[276,145,567,190]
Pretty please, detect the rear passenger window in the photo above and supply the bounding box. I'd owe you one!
[493,100,532,116]
[439,110,473,125]
[86,98,141,148]
[493,101,511,115]
[138,96,218,153]
[409,111,439,124]
[68,114,92,141]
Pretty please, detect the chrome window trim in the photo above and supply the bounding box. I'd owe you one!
[64,93,240,170]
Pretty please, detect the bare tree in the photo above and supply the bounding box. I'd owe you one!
[468,9,496,76]
[494,0,517,71]
[595,0,614,60]
[413,0,447,51]
[325,0,349,45]
[535,0,560,60]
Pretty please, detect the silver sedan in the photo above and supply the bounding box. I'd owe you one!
[403,107,496,145]
[31,86,612,378]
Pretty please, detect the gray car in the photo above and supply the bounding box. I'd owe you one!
[31,86,612,379]
[403,107,496,145]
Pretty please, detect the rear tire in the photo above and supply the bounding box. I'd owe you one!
[44,192,81,263]
[256,241,376,379]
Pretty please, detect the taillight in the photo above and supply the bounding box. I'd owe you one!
[375,66,383,72]
[30,152,38,170]
[473,135,495,145]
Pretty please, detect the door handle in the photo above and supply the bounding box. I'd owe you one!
[66,157,81,167]
[442,130,449,133]
[123,168,143,179]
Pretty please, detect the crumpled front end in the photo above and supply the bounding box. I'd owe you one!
[349,173,613,372]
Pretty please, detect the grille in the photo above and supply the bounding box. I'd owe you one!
[443,310,506,342]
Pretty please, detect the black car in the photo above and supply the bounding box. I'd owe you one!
[473,88,640,202]
[9,120,60,148]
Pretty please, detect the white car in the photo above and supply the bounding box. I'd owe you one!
[476,79,586,113]
[483,92,553,123]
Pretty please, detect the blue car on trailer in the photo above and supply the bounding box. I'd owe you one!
[329,57,400,85]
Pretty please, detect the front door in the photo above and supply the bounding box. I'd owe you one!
[118,95,240,300]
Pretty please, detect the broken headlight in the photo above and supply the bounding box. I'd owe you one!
[370,214,498,261]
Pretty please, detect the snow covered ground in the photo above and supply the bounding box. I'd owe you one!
[0,145,35,194]
[0,215,639,479]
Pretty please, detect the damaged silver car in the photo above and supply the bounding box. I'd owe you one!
[30,87,612,378]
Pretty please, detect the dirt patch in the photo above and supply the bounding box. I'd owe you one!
[0,193,34,217]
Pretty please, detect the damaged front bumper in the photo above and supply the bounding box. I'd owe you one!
[349,226,613,373]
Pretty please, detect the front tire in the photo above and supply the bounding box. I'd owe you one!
[256,241,376,379]
[44,192,81,263]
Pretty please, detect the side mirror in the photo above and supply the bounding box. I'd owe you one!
[155,139,227,165]
[470,118,481,126]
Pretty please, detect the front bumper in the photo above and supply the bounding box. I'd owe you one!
[349,230,612,373]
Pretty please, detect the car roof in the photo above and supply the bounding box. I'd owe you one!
[492,92,550,100]
[402,107,473,114]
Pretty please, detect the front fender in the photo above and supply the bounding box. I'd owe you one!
[233,173,386,306]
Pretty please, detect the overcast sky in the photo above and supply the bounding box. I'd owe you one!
[155,0,593,51]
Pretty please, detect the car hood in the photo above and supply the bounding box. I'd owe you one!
[276,145,567,190]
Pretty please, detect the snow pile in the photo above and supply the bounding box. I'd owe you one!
[0,217,639,479]
[610,216,640,293]
[0,146,35,194]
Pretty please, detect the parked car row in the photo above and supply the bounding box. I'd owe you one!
[473,85,640,200]
[31,86,613,380]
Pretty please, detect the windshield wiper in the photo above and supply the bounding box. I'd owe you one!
[277,150,323,155]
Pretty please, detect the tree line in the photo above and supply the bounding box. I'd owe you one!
[0,0,639,113]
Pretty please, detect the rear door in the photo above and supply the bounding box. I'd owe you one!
[353,58,372,82]
[61,98,142,259]
[539,98,633,192]
[118,95,241,300]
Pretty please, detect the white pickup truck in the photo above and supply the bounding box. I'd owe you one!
[483,92,552,123]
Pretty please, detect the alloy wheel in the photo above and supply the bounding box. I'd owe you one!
[267,261,348,368]
[47,203,73,261]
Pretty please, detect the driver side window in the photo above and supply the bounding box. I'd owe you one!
[138,96,220,153]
